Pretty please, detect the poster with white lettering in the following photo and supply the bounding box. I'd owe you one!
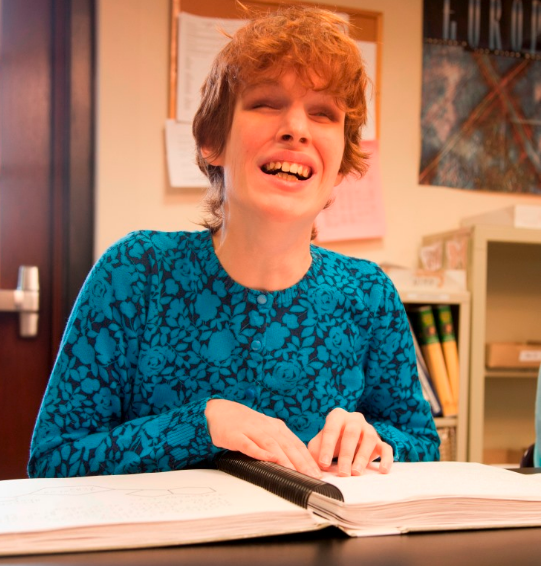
[419,0,540,194]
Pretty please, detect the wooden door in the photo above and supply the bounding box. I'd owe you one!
[0,0,95,479]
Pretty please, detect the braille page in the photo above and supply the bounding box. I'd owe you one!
[0,468,315,535]
[320,462,540,504]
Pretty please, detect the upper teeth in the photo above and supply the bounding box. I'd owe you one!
[263,161,311,179]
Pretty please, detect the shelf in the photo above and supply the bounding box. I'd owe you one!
[434,416,458,427]
[467,224,541,464]
[470,225,540,246]
[399,290,470,462]
[398,290,469,304]
[485,369,539,379]
[420,223,540,464]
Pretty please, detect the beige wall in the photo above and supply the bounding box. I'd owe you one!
[96,0,540,266]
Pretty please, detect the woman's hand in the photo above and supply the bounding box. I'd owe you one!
[205,399,322,478]
[308,408,393,476]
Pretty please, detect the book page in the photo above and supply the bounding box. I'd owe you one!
[0,469,312,535]
[320,462,541,504]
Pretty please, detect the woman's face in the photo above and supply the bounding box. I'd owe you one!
[207,70,346,230]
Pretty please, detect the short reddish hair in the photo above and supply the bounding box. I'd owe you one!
[192,5,370,234]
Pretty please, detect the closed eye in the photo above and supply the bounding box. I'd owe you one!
[250,100,284,112]
[311,108,341,122]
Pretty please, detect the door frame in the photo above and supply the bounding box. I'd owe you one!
[51,0,96,349]
[0,0,95,479]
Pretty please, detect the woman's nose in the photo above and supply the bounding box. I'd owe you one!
[276,107,310,145]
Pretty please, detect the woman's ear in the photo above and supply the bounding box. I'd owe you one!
[201,146,224,167]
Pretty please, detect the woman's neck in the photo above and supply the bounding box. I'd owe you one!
[211,221,313,292]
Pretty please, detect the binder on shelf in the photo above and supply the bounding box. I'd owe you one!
[410,306,457,417]
[433,304,460,404]
[408,319,442,417]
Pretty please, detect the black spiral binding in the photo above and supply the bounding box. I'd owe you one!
[215,452,344,509]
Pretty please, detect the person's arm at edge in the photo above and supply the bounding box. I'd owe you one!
[28,232,223,478]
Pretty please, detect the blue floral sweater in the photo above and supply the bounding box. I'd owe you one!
[28,230,439,478]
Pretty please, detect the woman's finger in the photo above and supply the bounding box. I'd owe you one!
[307,431,322,462]
[270,420,322,478]
[316,408,348,469]
[280,441,322,478]
[350,424,381,475]
[351,434,394,476]
[250,432,297,471]
[377,441,394,474]
[336,413,365,476]
[235,434,282,464]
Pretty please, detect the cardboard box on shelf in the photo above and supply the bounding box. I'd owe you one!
[486,343,541,369]
[483,448,526,466]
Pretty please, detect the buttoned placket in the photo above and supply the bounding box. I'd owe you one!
[241,293,273,406]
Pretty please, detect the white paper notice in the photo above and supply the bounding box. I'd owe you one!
[315,140,385,242]
[176,12,247,123]
[168,13,247,188]
[165,119,208,188]
[357,40,377,141]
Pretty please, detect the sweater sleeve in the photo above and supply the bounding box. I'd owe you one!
[357,272,441,462]
[28,233,222,478]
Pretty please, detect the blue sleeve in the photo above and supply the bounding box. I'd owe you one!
[358,273,441,462]
[28,233,222,478]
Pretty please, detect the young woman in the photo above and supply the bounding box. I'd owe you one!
[29,6,440,480]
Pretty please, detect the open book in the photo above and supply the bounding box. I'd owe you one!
[0,453,539,556]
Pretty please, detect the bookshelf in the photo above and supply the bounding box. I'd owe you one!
[467,225,541,465]
[396,288,471,462]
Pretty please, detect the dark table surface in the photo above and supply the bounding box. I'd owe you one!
[0,526,540,566]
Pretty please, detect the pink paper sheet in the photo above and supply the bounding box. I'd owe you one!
[315,140,385,243]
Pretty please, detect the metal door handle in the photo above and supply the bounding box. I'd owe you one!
[0,266,39,337]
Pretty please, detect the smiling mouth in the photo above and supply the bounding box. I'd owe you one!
[261,161,312,182]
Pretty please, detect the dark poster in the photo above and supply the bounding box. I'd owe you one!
[419,0,541,193]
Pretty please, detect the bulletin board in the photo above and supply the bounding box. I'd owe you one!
[168,0,382,130]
